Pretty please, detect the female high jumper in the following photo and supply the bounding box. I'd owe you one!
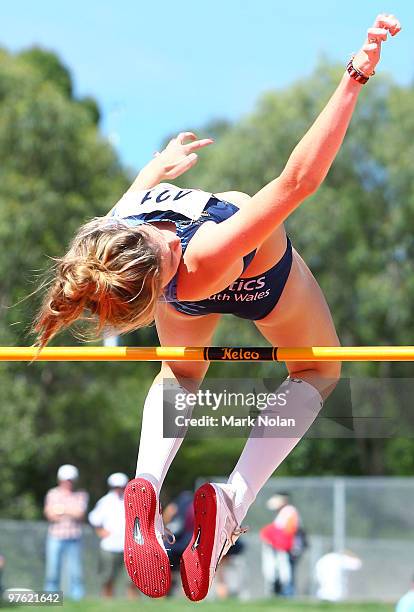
[33,14,400,601]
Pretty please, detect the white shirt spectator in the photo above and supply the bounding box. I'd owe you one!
[396,589,414,612]
[88,491,125,552]
[315,552,362,601]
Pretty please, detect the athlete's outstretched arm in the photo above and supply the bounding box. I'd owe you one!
[192,14,401,266]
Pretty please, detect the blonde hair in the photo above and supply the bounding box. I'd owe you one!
[32,217,163,349]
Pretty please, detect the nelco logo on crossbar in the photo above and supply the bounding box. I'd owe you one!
[221,348,260,360]
[203,347,276,361]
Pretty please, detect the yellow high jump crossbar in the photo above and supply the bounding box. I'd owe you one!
[1,346,414,362]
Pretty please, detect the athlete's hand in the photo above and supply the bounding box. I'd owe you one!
[352,14,401,77]
[154,132,214,180]
[126,132,214,193]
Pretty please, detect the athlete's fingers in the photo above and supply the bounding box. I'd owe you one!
[366,27,388,43]
[184,138,214,153]
[164,153,198,179]
[383,14,401,35]
[353,14,400,78]
[164,132,196,152]
[373,13,401,36]
[165,156,198,179]
[165,132,195,149]
[362,42,380,53]
[177,132,198,144]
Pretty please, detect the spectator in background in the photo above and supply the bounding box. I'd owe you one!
[0,553,5,596]
[163,491,194,595]
[164,490,246,600]
[44,464,88,600]
[89,473,137,599]
[396,576,414,612]
[215,538,245,599]
[260,492,302,596]
[315,550,362,601]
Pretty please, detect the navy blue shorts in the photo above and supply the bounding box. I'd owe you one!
[167,237,293,321]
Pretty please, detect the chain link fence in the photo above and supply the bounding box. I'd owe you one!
[198,476,414,600]
[0,477,412,601]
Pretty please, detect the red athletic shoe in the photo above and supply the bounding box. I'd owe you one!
[124,477,172,598]
[180,482,247,601]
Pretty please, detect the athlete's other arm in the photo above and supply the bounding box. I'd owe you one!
[191,14,401,267]
[105,132,213,216]
[135,132,213,189]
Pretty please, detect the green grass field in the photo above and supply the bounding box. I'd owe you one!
[12,598,395,612]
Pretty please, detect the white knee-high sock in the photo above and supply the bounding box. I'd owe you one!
[227,378,323,524]
[135,381,191,496]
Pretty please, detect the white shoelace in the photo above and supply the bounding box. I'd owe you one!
[230,525,249,545]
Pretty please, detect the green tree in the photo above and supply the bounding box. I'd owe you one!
[176,62,414,479]
[0,47,154,518]
[18,47,73,97]
[2,50,414,518]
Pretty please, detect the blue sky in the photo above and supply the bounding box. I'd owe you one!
[2,1,413,171]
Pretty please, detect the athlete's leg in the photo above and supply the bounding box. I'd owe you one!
[180,248,342,602]
[134,302,221,494]
[126,303,220,597]
[255,248,342,387]
[228,248,341,524]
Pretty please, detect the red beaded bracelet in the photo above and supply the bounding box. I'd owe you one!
[346,59,372,84]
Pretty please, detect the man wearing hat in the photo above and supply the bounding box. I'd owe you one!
[89,473,136,598]
[44,464,89,600]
